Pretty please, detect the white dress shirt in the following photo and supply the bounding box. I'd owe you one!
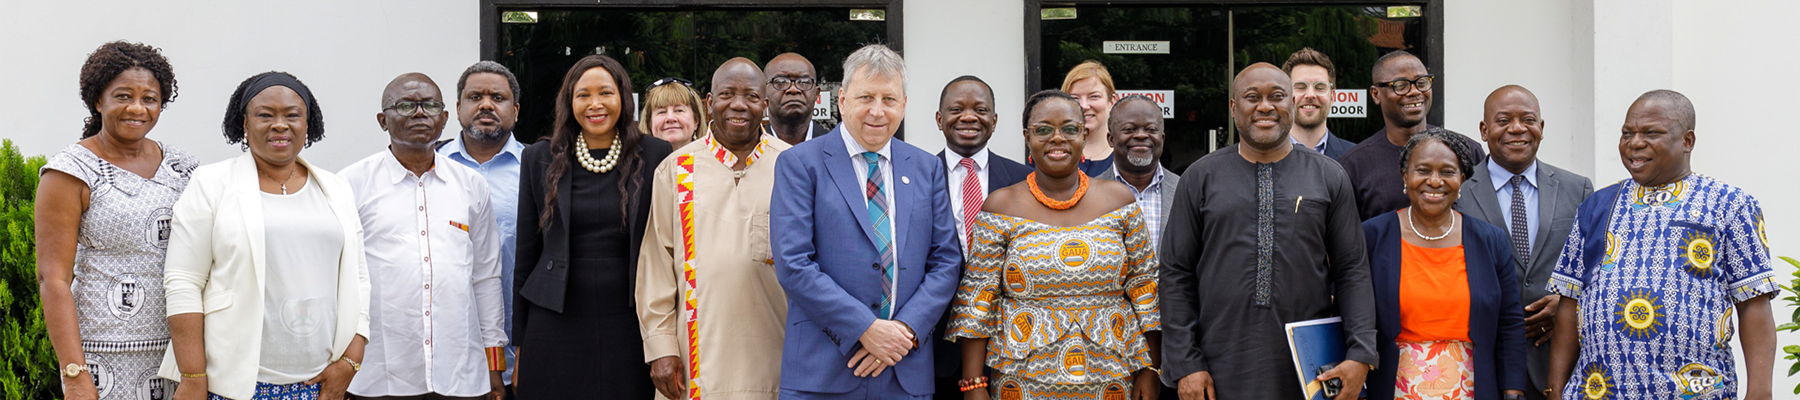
[341,150,506,397]
[943,147,989,245]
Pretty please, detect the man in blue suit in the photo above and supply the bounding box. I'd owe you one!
[772,44,964,399]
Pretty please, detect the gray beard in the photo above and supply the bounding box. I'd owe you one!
[463,126,511,142]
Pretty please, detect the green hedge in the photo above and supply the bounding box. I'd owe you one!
[0,139,57,400]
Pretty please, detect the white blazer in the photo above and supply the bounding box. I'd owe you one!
[158,154,369,400]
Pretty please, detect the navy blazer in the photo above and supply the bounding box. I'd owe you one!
[772,127,964,395]
[934,150,1033,193]
[1362,211,1528,400]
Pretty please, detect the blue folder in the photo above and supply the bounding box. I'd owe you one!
[1285,317,1354,400]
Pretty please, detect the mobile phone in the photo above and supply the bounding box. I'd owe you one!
[1317,362,1343,398]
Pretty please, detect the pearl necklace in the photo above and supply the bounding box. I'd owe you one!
[574,133,622,173]
[1407,207,1457,241]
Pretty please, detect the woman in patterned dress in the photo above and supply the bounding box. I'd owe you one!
[1360,129,1527,400]
[946,90,1161,400]
[37,41,193,400]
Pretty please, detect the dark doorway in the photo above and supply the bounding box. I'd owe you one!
[485,3,896,143]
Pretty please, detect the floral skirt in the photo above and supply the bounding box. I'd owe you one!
[1394,340,1474,400]
[989,373,1133,400]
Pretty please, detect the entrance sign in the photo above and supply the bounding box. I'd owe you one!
[1327,89,1366,118]
[1103,41,1171,54]
[1115,90,1174,119]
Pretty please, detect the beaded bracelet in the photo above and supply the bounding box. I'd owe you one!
[958,376,989,392]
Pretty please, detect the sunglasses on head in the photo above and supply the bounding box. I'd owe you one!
[651,77,693,88]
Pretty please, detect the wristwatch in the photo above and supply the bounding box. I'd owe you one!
[62,363,88,377]
[1502,393,1525,400]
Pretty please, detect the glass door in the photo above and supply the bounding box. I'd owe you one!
[1038,4,1428,173]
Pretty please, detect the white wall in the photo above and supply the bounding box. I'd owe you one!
[901,0,1026,161]
[1673,0,1800,393]
[0,0,479,171]
[1442,0,1581,176]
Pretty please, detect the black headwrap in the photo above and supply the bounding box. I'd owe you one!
[239,72,315,108]
[223,71,325,146]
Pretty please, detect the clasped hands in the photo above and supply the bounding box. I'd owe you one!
[847,319,916,377]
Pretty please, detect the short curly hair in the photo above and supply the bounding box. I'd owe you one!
[222,72,325,147]
[79,41,178,138]
[1399,127,1476,181]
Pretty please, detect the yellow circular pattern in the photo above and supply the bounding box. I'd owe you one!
[1685,236,1715,271]
[1583,371,1609,400]
[1622,298,1656,330]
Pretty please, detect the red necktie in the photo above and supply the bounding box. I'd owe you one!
[958,158,982,248]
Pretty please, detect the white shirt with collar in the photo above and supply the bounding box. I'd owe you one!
[341,149,507,397]
[943,147,990,243]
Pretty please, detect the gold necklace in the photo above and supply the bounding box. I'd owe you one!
[574,133,622,173]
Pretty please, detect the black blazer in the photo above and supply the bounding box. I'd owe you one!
[512,136,673,346]
[934,150,1033,193]
[1362,211,1528,400]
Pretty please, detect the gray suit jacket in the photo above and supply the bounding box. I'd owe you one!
[1097,163,1181,233]
[1452,159,1592,393]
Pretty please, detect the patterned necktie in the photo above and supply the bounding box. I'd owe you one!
[1508,175,1530,268]
[958,158,982,249]
[862,152,896,319]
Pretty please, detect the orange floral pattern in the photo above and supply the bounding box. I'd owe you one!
[1394,340,1474,400]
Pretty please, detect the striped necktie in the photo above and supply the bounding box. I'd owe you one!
[862,152,896,319]
[958,158,982,249]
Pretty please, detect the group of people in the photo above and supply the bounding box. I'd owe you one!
[34,38,1776,400]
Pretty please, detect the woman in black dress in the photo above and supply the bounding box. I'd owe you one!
[513,55,670,398]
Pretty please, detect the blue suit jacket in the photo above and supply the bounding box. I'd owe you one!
[1362,211,1528,400]
[772,127,965,395]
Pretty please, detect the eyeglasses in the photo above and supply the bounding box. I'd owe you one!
[651,77,693,88]
[384,101,445,116]
[769,76,818,92]
[1376,75,1435,94]
[1030,124,1083,139]
[1292,81,1333,94]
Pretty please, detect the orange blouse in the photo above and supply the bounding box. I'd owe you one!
[1396,241,1471,342]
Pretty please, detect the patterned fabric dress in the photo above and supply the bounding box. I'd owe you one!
[41,143,197,400]
[1548,174,1777,400]
[946,204,1159,399]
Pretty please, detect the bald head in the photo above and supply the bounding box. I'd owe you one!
[1485,85,1539,112]
[1631,89,1696,132]
[713,58,764,92]
[1233,62,1291,93]
[383,72,440,105]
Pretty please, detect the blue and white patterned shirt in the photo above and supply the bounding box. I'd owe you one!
[1547,174,1776,400]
